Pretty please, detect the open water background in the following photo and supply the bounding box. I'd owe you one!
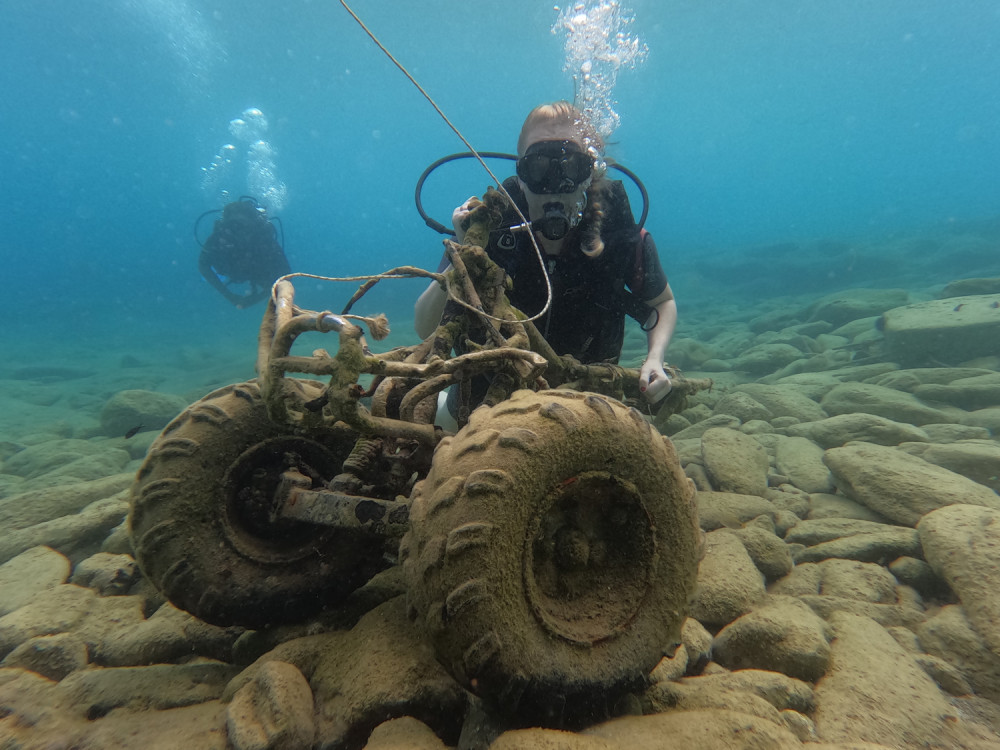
[2,0,999,366]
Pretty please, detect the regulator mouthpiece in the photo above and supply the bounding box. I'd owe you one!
[535,203,571,240]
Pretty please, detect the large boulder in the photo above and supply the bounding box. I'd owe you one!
[916,605,1000,703]
[734,384,828,423]
[713,596,832,682]
[227,660,316,750]
[0,546,70,616]
[881,294,1000,367]
[823,442,1000,526]
[901,439,1000,493]
[695,491,778,531]
[701,427,770,497]
[99,389,189,437]
[806,288,910,327]
[918,504,1000,655]
[814,612,990,748]
[819,383,956,426]
[0,473,133,531]
[940,276,1000,297]
[689,530,766,629]
[783,413,929,449]
[224,597,466,750]
[773,435,833,494]
[915,377,1000,410]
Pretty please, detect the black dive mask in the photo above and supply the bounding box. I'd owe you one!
[516,140,594,195]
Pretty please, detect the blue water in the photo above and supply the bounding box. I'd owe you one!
[3,0,999,358]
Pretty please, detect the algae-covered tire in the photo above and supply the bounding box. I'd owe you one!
[401,389,701,726]
[129,379,388,629]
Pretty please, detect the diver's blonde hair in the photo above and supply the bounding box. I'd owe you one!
[516,101,605,156]
[517,102,607,258]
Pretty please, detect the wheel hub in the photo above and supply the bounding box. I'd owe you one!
[222,436,341,563]
[524,471,657,645]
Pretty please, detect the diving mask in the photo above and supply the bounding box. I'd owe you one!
[516,139,595,195]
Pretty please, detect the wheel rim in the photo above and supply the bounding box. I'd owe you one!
[524,471,657,645]
[221,436,341,563]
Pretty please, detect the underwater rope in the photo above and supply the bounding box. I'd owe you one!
[334,0,553,326]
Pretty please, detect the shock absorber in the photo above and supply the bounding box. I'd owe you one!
[342,437,383,475]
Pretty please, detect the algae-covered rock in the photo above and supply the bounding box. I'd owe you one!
[882,294,1000,367]
[689,530,766,629]
[916,605,1000,703]
[227,660,316,750]
[0,546,70,616]
[586,709,804,750]
[900,439,1000,492]
[701,427,770,497]
[940,276,1000,298]
[770,559,899,605]
[712,391,774,422]
[730,525,794,582]
[792,527,921,565]
[806,493,891,523]
[819,382,956,425]
[736,383,828,422]
[814,612,988,749]
[1,439,125,481]
[733,343,805,375]
[225,597,465,750]
[0,473,133,531]
[919,504,1000,655]
[99,389,189,437]
[696,491,777,531]
[713,596,832,682]
[824,442,1000,526]
[784,412,929,449]
[774,435,834,494]
[806,288,910,327]
[914,379,1000,410]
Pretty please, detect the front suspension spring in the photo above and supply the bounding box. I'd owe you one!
[342,437,383,475]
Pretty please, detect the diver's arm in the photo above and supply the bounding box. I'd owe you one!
[414,267,451,339]
[638,283,677,403]
[198,252,245,306]
[414,198,480,338]
[237,286,271,310]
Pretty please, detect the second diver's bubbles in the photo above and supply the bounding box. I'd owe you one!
[228,118,247,140]
[247,140,288,211]
[228,107,269,143]
[200,143,237,203]
[552,0,648,140]
[202,107,287,211]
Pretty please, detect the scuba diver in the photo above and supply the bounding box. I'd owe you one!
[196,197,291,309]
[414,101,677,404]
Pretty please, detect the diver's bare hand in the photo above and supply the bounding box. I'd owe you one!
[452,196,477,244]
[639,360,672,403]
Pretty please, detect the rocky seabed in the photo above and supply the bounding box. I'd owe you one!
[3,285,1000,749]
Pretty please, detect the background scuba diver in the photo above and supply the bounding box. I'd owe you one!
[196,197,291,309]
[415,101,677,404]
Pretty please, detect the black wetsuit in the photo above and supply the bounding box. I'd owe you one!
[199,201,291,308]
[485,176,668,363]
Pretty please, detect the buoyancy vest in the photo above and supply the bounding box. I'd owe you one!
[485,176,667,363]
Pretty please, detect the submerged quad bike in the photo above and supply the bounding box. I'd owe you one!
[128,195,708,725]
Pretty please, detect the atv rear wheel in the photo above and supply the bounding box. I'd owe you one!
[401,389,701,726]
[129,379,388,629]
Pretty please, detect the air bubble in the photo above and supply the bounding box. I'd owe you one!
[202,107,287,211]
[552,0,648,139]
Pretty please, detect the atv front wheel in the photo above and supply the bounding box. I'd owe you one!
[401,389,701,726]
[129,379,388,629]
